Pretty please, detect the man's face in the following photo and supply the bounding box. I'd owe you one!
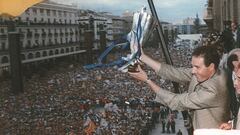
[191,56,215,82]
[233,69,240,94]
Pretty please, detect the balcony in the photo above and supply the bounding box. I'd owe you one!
[203,7,213,22]
[42,32,47,38]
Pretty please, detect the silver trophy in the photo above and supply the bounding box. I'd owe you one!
[119,7,155,72]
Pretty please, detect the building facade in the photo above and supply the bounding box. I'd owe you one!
[0,1,83,73]
[204,0,240,32]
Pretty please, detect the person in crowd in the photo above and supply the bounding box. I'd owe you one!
[176,129,183,135]
[231,20,240,49]
[128,45,230,130]
[219,49,240,130]
[166,117,171,133]
[221,21,235,52]
[184,116,193,135]
[161,117,166,133]
[221,21,240,52]
[169,111,176,133]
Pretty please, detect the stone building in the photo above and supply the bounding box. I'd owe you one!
[203,0,240,32]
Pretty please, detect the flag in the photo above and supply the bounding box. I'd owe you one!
[0,0,44,17]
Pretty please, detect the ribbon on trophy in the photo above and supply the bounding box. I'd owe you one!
[118,7,155,72]
[84,7,155,71]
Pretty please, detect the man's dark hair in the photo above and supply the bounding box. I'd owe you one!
[192,45,220,69]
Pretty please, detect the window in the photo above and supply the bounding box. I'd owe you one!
[49,50,53,55]
[53,10,56,16]
[58,11,62,17]
[35,40,39,44]
[42,51,47,57]
[34,18,37,23]
[42,40,45,46]
[35,52,41,58]
[32,8,37,15]
[49,39,52,45]
[47,9,50,16]
[0,28,4,33]
[1,42,6,50]
[27,40,31,48]
[28,53,34,59]
[40,9,44,15]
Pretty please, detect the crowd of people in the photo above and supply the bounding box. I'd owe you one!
[0,45,192,135]
[2,20,240,135]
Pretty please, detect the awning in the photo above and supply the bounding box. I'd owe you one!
[0,0,44,17]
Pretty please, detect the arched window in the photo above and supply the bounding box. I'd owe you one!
[55,49,59,55]
[66,48,69,53]
[28,53,34,59]
[43,51,47,57]
[35,52,41,58]
[49,50,54,56]
[60,48,64,53]
[71,47,74,52]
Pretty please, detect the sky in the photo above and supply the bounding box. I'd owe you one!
[52,0,207,24]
